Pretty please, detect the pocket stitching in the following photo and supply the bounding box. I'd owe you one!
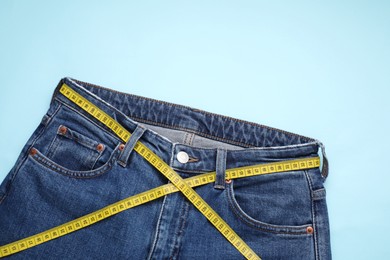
[57,125,103,152]
[47,134,98,171]
[29,146,120,179]
[226,180,311,235]
[47,125,105,171]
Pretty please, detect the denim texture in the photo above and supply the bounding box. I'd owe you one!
[0,77,331,259]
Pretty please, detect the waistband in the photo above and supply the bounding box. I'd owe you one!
[51,77,327,177]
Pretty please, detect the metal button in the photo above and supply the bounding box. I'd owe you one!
[119,144,125,151]
[177,151,189,164]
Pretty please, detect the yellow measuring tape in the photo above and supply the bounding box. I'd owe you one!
[0,84,320,259]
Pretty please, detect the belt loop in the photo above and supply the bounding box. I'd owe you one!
[214,148,227,190]
[316,140,329,180]
[118,125,146,168]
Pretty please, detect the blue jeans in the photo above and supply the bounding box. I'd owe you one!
[0,77,331,259]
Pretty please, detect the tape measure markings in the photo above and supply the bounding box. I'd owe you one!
[132,141,260,259]
[0,84,321,259]
[59,84,320,260]
[0,154,319,258]
[59,83,260,259]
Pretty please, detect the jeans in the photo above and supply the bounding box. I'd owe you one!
[0,77,331,259]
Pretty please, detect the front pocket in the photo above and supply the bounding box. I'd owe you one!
[29,145,120,178]
[226,170,313,235]
[46,125,107,171]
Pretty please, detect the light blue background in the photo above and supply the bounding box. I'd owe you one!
[1,1,389,259]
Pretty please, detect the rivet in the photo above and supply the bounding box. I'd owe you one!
[119,144,125,151]
[59,126,67,135]
[96,143,105,151]
[306,226,314,234]
[225,179,232,184]
[29,148,37,156]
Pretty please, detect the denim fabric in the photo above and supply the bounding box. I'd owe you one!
[0,77,331,259]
